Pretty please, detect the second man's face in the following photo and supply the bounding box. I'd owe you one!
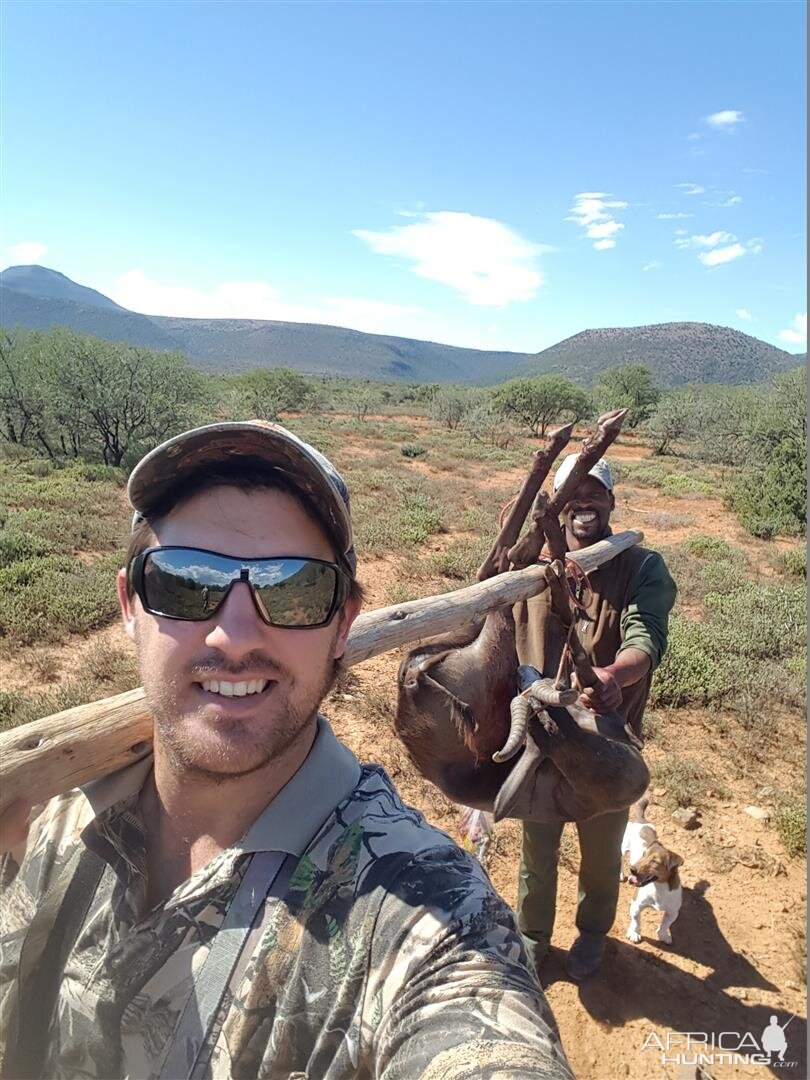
[561,476,615,548]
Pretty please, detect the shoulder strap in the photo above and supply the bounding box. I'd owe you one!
[157,850,287,1080]
[4,846,106,1080]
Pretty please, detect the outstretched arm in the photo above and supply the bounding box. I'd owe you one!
[367,849,574,1080]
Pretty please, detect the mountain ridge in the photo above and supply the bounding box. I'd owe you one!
[1,265,804,387]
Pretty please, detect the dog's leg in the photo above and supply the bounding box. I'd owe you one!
[657,908,678,945]
[627,899,643,943]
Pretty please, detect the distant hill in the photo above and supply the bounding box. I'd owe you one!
[1,265,804,387]
[1,264,126,311]
[0,282,181,352]
[498,323,803,387]
[148,315,526,383]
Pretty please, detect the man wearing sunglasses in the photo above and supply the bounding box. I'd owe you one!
[0,421,572,1080]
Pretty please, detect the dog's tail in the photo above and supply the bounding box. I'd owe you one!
[629,794,649,823]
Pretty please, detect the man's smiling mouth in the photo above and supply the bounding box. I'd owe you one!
[572,511,598,525]
[198,679,272,697]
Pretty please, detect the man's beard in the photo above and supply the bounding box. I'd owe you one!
[140,642,344,783]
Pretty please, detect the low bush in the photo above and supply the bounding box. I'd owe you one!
[0,553,122,647]
[430,538,490,582]
[648,756,721,809]
[775,548,807,580]
[651,581,805,709]
[400,444,427,458]
[774,798,807,858]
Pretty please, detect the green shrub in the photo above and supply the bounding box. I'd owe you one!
[0,553,122,647]
[660,473,715,498]
[397,492,444,545]
[725,433,806,538]
[430,538,490,582]
[774,799,807,857]
[776,549,807,580]
[400,444,427,459]
[703,583,805,660]
[651,616,729,706]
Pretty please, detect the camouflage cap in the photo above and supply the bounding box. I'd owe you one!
[127,420,356,572]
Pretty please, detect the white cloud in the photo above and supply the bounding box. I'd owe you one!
[705,110,745,128]
[675,230,737,250]
[657,212,694,220]
[111,269,440,339]
[567,192,627,250]
[698,243,747,267]
[643,261,662,272]
[353,211,546,306]
[778,313,807,347]
[677,182,705,196]
[736,308,753,321]
[8,241,48,263]
[721,194,743,206]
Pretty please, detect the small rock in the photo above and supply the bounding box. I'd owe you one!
[786,982,801,991]
[757,785,775,799]
[652,786,667,797]
[672,807,701,830]
[745,805,771,821]
[754,922,765,929]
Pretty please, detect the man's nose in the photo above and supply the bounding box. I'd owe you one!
[203,581,271,657]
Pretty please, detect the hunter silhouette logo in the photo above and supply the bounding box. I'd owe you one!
[641,1015,798,1068]
[761,1015,795,1064]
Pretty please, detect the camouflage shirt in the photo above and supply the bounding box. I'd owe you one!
[0,718,572,1080]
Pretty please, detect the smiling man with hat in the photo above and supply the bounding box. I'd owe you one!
[0,421,572,1080]
[513,451,676,983]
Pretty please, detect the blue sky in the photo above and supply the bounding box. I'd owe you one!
[2,1,806,356]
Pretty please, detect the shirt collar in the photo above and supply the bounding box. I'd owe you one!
[239,716,361,855]
[81,716,361,857]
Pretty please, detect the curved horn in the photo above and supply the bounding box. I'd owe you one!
[492,695,531,763]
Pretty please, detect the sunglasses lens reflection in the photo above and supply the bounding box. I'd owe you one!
[141,550,340,627]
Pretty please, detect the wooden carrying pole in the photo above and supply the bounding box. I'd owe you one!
[0,531,643,813]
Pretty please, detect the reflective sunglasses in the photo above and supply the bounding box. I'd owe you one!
[129,546,350,628]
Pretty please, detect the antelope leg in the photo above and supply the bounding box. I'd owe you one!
[547,408,627,518]
[532,491,567,562]
[507,520,546,569]
[477,422,573,581]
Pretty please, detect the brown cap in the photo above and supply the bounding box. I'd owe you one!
[127,420,356,572]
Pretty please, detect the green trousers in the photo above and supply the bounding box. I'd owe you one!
[516,808,629,942]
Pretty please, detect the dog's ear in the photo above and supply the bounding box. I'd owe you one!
[668,851,684,869]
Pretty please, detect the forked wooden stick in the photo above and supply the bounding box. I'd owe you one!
[0,531,643,813]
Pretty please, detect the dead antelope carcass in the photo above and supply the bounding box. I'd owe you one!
[395,411,650,826]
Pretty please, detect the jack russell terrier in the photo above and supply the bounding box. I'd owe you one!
[622,796,684,945]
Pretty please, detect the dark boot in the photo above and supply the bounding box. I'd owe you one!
[565,931,606,982]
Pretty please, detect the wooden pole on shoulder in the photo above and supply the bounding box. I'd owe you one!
[0,531,643,813]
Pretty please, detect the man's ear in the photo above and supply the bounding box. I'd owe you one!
[117,568,138,642]
[609,491,616,512]
[332,596,362,660]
